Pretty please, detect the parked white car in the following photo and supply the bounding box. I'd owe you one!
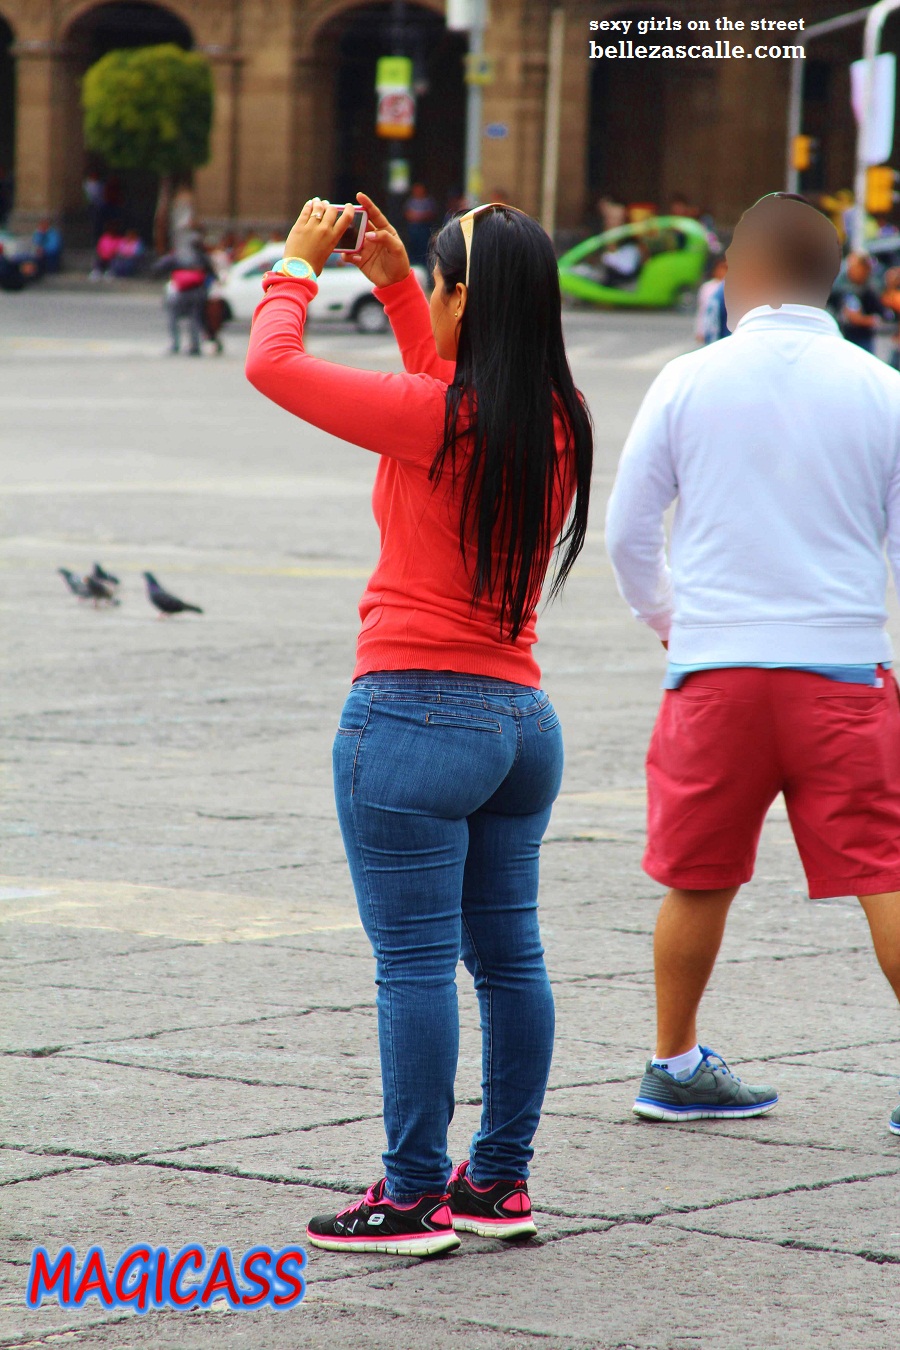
[220,242,429,333]
[0,229,31,262]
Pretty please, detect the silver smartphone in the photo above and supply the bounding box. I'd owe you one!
[333,206,368,254]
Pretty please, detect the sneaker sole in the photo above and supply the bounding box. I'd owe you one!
[633,1097,778,1122]
[305,1230,460,1257]
[451,1216,538,1240]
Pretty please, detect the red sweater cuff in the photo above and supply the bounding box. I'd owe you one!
[260,271,319,298]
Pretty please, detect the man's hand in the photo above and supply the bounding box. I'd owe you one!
[346,191,411,289]
[841,302,877,330]
[284,198,355,276]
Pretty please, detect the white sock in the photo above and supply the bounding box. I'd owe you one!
[652,1045,703,1081]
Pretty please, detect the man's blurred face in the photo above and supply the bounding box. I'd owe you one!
[722,223,769,325]
[847,255,871,285]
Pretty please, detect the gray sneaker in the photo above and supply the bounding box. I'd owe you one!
[891,1102,900,1135]
[633,1047,778,1121]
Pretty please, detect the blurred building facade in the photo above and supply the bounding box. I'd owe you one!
[0,0,893,235]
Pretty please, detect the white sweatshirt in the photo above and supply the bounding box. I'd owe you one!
[605,304,900,665]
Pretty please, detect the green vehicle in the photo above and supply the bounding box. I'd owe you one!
[558,215,710,312]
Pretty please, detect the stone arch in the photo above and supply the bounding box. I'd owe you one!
[292,0,465,228]
[56,1,196,238]
[59,0,194,50]
[296,0,445,61]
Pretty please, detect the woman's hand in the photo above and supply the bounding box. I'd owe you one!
[346,192,411,289]
[284,198,355,276]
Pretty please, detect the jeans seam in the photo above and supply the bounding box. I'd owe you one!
[345,793,405,1164]
[349,692,373,797]
[511,713,524,768]
[461,913,493,1162]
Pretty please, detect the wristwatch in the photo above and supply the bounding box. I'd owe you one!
[269,256,317,280]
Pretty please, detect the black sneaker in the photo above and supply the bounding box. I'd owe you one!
[306,1178,460,1257]
[447,1159,538,1240]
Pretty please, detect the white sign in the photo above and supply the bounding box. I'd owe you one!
[446,0,489,32]
[851,53,897,166]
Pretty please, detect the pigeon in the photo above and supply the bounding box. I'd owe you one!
[83,574,120,607]
[58,568,92,600]
[143,572,203,617]
[91,562,120,589]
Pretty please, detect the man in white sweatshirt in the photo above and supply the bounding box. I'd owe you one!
[605,193,900,1133]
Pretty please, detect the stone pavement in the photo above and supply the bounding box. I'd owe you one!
[1,286,899,1349]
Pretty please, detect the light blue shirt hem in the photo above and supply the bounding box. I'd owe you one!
[663,662,891,691]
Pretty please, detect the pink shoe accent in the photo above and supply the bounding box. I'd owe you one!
[306,1226,443,1246]
[430,1204,453,1226]
[454,1162,494,1195]
[500,1191,531,1214]
[385,1191,449,1212]
[337,1181,382,1219]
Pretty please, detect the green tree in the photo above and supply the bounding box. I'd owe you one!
[82,43,213,251]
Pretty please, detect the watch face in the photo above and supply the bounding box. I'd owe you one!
[283,259,314,279]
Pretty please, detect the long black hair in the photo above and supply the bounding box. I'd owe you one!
[429,207,593,641]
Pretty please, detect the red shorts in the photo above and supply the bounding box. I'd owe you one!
[644,666,900,899]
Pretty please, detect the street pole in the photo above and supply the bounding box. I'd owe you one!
[540,6,565,239]
[464,0,486,205]
[388,0,408,227]
[785,6,874,194]
[852,0,900,250]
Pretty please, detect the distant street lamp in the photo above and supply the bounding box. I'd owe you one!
[785,5,873,196]
[449,0,489,205]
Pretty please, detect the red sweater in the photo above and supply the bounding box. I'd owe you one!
[245,269,574,686]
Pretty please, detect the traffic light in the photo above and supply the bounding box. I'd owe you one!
[791,135,817,172]
[866,165,898,215]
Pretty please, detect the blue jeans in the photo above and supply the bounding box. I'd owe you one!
[333,670,563,1203]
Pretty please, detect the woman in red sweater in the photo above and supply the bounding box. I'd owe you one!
[246,193,593,1257]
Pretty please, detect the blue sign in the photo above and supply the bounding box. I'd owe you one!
[484,122,509,140]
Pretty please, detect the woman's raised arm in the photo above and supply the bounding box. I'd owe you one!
[245,277,446,464]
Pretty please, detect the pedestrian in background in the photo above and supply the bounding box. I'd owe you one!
[882,265,900,370]
[31,218,63,275]
[155,230,217,356]
[109,229,145,278]
[90,224,122,281]
[402,182,437,265]
[83,171,106,242]
[830,252,883,354]
[246,192,593,1256]
[694,256,729,344]
[606,192,900,1134]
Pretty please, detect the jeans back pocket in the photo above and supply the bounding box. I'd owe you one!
[425,710,503,734]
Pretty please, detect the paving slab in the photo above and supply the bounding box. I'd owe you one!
[0,1300,589,1350]
[0,1149,97,1186]
[0,944,377,1019]
[144,1100,899,1228]
[302,1225,900,1350]
[1,1057,383,1157]
[658,1171,900,1263]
